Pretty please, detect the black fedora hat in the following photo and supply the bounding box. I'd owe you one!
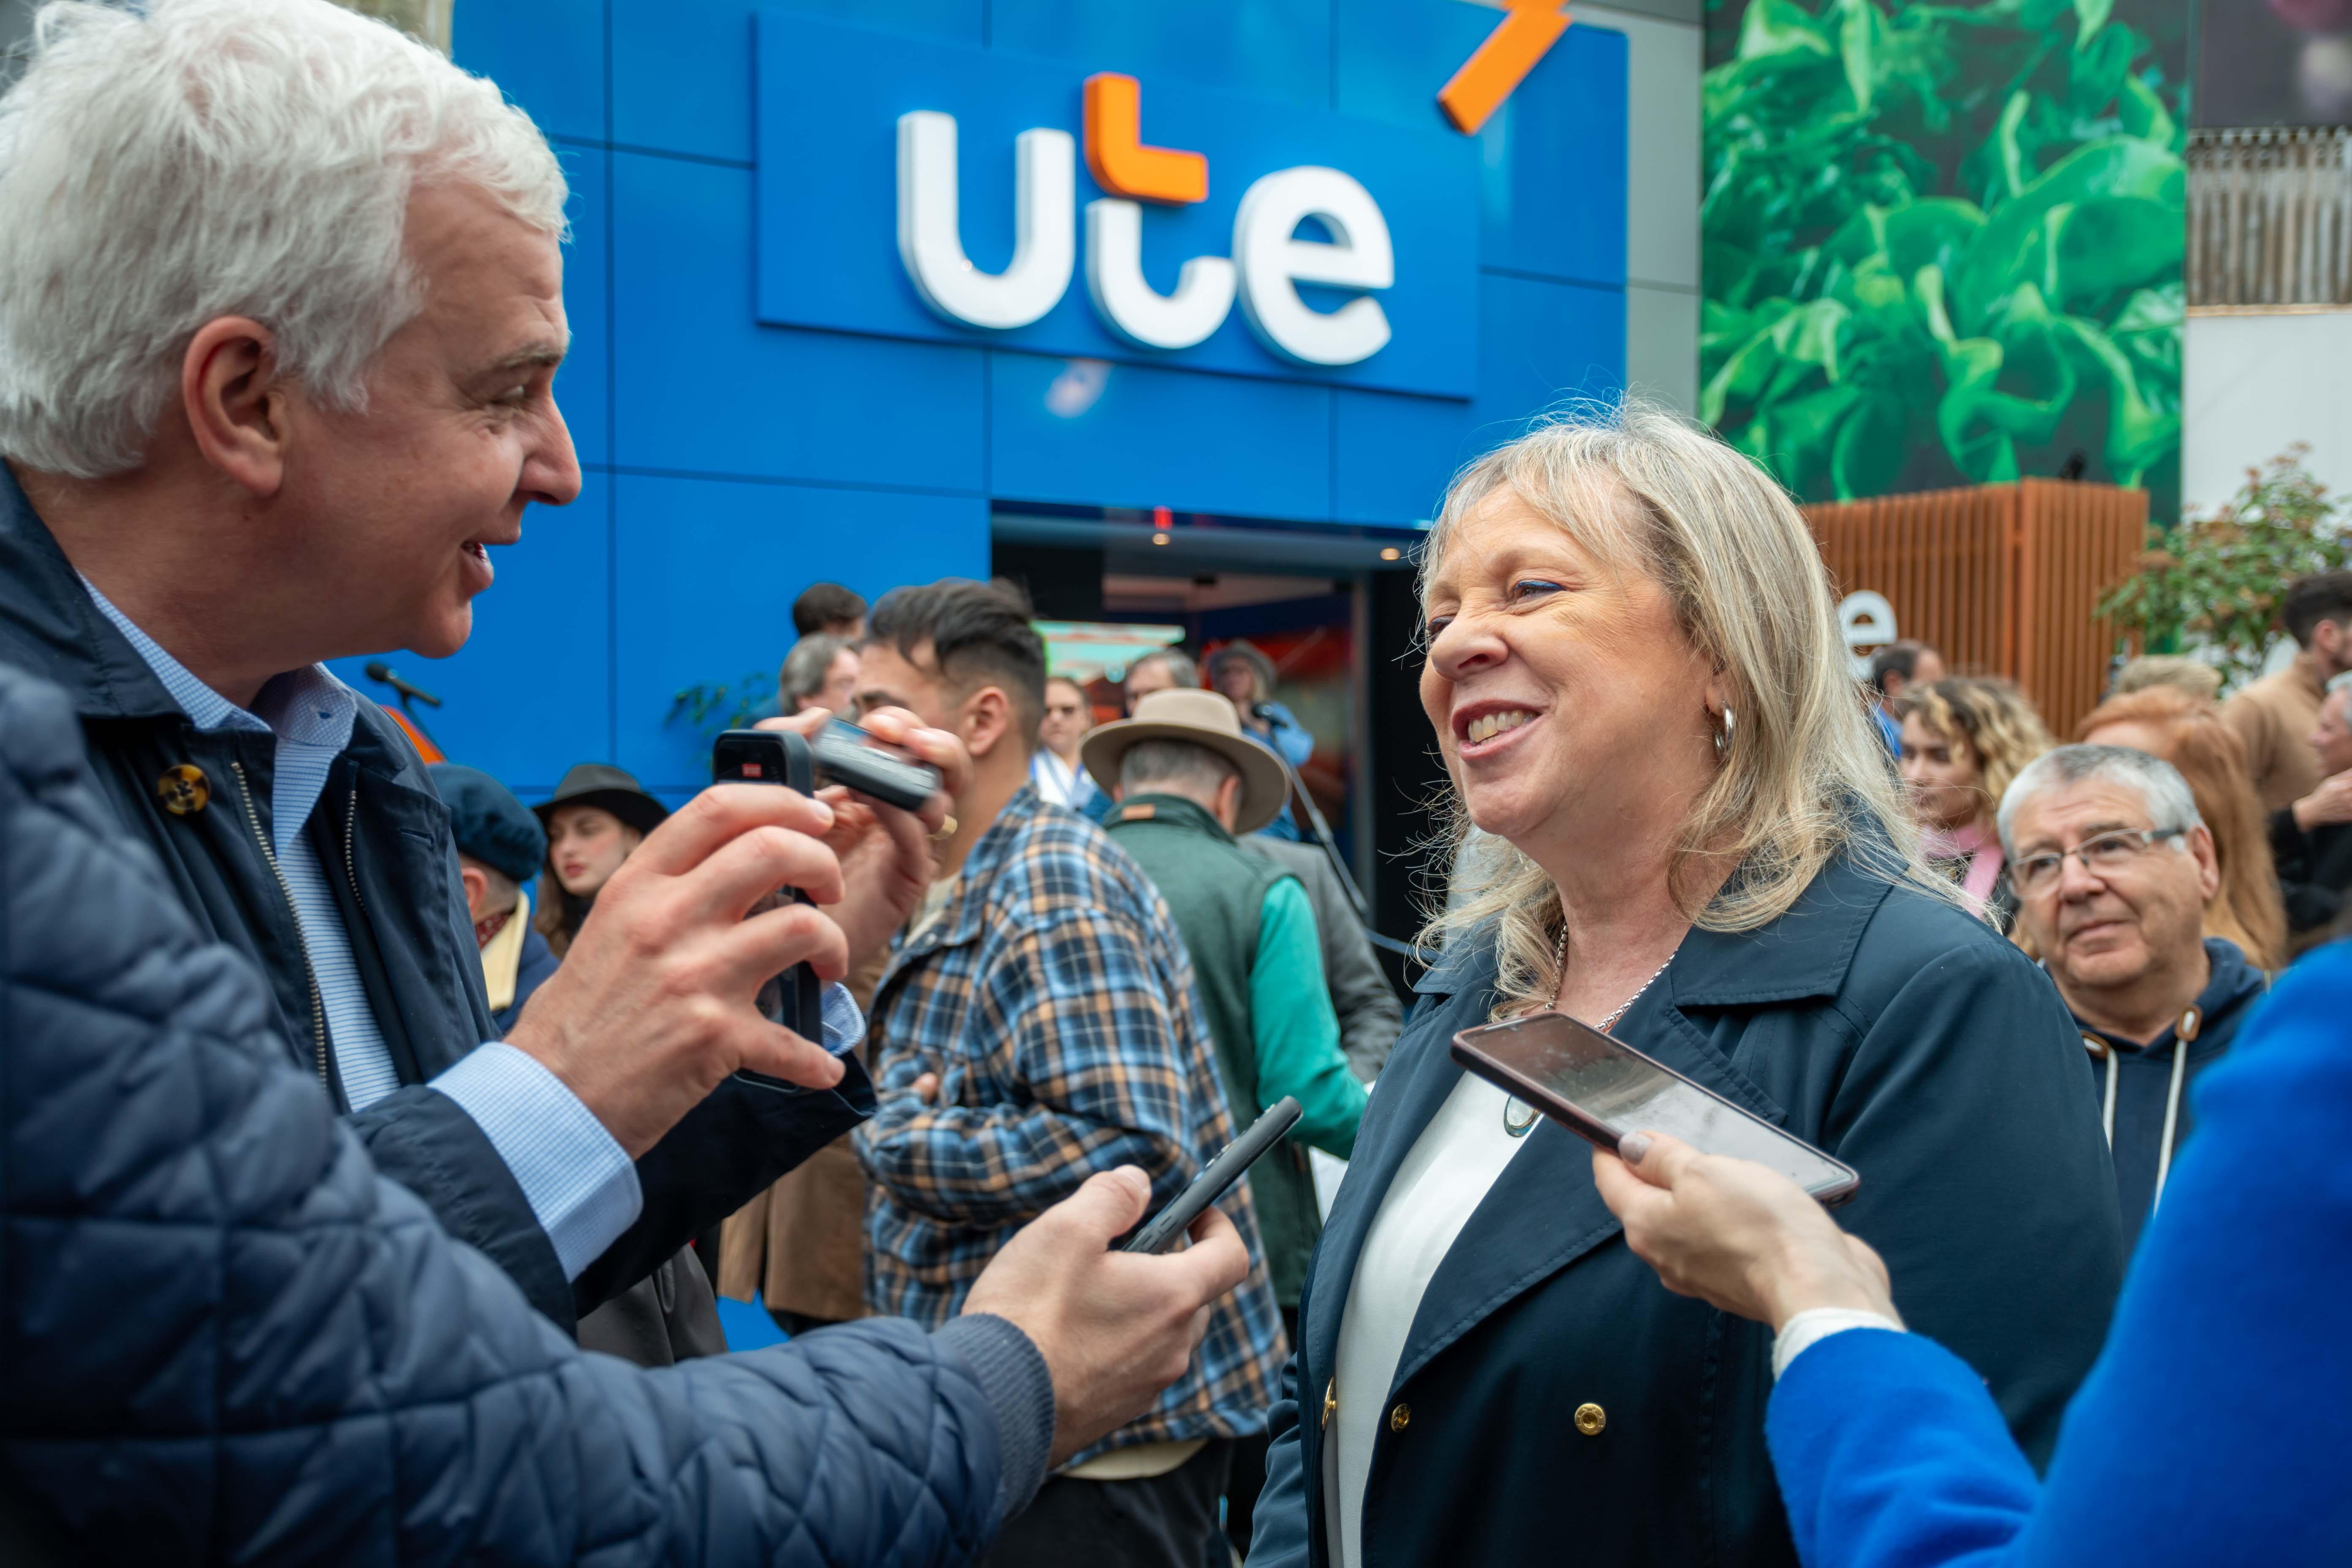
[534,763,670,838]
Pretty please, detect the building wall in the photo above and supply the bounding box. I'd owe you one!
[2183,309,2352,515]
[1554,0,1700,414]
[295,0,1647,805]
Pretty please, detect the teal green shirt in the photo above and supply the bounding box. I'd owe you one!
[1251,877,1369,1159]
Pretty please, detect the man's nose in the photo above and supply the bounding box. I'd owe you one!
[527,398,584,508]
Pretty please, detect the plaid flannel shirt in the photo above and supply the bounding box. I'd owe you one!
[856,784,1286,1461]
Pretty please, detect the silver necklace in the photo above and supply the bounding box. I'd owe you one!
[1502,927,1675,1138]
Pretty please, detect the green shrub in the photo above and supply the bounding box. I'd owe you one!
[2097,448,2351,690]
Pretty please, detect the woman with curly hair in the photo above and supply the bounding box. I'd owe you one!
[2077,685,2290,971]
[1893,677,2054,926]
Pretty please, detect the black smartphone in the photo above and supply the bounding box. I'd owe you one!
[812,719,941,813]
[1451,1013,1860,1204]
[712,730,826,1085]
[1119,1097,1304,1254]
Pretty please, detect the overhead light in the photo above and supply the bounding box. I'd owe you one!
[1379,547,1401,561]
[1152,531,1171,545]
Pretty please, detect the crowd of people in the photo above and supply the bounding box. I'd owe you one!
[1,2,2349,1565]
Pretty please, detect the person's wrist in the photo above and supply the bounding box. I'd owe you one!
[1753,1236,1892,1331]
[2294,796,2319,833]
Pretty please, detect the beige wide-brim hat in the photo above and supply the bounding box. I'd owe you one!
[1080,688,1293,835]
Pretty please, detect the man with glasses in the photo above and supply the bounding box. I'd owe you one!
[1999,746,2269,1253]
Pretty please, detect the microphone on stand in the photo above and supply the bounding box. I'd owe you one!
[363,662,443,708]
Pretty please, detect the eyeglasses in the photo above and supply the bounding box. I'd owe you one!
[2012,827,2187,895]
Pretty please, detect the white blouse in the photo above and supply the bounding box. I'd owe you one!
[1326,1071,1533,1568]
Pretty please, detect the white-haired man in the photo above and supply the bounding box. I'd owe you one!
[0,1,1246,1555]
[2000,745,2268,1254]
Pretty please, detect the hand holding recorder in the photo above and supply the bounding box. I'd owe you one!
[752,706,968,973]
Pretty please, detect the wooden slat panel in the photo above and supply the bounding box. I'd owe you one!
[1803,481,2145,736]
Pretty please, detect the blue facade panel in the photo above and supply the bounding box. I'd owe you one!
[609,151,987,490]
[453,0,608,145]
[989,352,1333,520]
[430,0,1628,787]
[611,476,989,789]
[988,0,1334,109]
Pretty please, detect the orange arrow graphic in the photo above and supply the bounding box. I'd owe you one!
[1438,0,1572,136]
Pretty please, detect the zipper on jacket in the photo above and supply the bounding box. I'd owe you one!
[231,761,332,1091]
[342,782,368,924]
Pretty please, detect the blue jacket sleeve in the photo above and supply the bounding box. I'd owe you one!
[1250,1347,1317,1568]
[1765,941,2352,1568]
[0,666,1045,1565]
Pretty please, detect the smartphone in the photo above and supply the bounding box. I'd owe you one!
[1451,1013,1859,1204]
[711,730,826,1083]
[812,719,941,813]
[1119,1097,1304,1253]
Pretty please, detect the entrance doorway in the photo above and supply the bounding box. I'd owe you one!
[993,511,1443,969]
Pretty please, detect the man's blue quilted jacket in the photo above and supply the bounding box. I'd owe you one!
[0,662,1051,1563]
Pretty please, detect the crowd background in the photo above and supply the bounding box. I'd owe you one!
[432,555,2352,1562]
[3,3,2351,1564]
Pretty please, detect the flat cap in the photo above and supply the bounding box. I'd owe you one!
[428,764,547,885]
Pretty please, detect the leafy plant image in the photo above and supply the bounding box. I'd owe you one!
[1701,0,2188,516]
[667,672,777,740]
[2098,447,2352,689]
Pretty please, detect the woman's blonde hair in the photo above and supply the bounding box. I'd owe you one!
[1416,398,1954,1017]
[1892,677,2054,828]
[2074,686,2289,971]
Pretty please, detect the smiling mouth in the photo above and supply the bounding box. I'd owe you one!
[1465,709,1535,745]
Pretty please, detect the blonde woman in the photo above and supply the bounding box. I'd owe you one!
[1247,403,2122,1568]
[1893,677,2054,925]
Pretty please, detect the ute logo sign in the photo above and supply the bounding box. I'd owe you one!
[754,14,1480,399]
[898,73,1394,367]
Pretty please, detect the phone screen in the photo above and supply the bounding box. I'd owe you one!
[1456,1014,1857,1200]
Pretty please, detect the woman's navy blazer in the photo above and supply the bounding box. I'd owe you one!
[1250,856,2126,1568]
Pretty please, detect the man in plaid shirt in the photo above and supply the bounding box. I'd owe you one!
[847,579,1285,1568]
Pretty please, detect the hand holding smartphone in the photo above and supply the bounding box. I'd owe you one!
[1120,1097,1304,1253]
[712,730,828,1065]
[1452,1013,1859,1204]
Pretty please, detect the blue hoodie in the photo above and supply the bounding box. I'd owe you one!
[2071,936,2267,1253]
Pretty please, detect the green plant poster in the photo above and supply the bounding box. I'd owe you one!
[1701,0,2189,520]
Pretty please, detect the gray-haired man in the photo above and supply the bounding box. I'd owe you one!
[2000,745,2268,1253]
[0,2,1255,1555]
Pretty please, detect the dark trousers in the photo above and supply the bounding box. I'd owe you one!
[984,1439,1232,1568]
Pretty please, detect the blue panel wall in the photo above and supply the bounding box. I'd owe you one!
[425,0,1627,790]
[612,477,989,790]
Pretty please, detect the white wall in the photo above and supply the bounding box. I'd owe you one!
[2183,308,2352,517]
[1473,0,1703,414]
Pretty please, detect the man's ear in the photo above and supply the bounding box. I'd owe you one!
[2189,825,2222,906]
[962,685,1014,760]
[457,862,490,924]
[1217,773,1244,830]
[181,316,292,498]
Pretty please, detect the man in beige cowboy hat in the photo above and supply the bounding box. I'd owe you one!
[1084,687,1372,1553]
